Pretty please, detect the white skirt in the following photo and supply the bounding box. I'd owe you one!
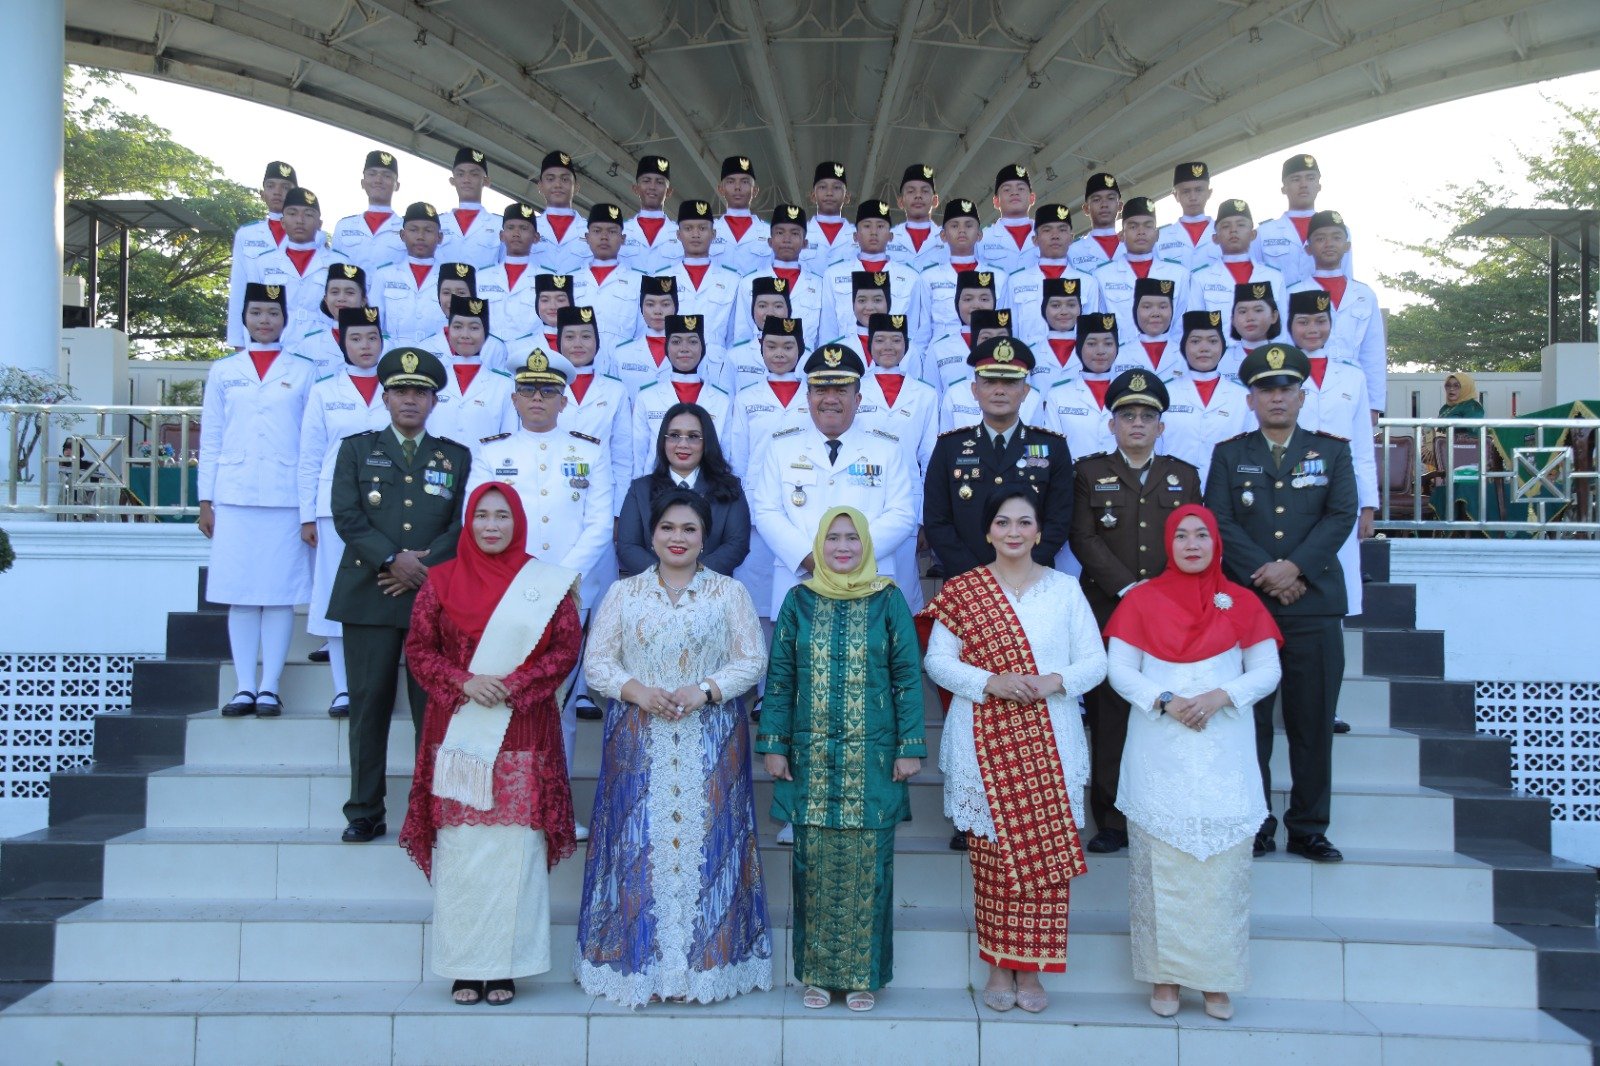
[206,504,312,606]
[307,516,344,637]
[432,824,552,979]
[1127,823,1252,992]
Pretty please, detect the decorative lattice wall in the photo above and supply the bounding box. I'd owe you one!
[1477,681,1600,826]
[0,653,150,806]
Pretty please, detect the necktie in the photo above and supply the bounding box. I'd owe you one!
[402,438,417,466]
[826,439,841,466]
[1270,442,1286,469]
[678,480,690,491]
[994,431,1007,453]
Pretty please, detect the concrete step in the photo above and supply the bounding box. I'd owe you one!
[0,984,1587,1066]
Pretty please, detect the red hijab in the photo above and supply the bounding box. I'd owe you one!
[1103,503,1282,663]
[426,481,534,640]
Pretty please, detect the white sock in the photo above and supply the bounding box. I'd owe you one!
[257,606,295,700]
[227,606,262,695]
[327,634,349,702]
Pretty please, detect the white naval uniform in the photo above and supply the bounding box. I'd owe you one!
[1008,263,1104,350]
[821,257,930,348]
[476,258,556,344]
[725,376,811,616]
[1290,275,1387,413]
[938,382,1045,435]
[800,216,856,275]
[418,330,513,375]
[630,378,732,478]
[226,216,283,344]
[330,209,405,277]
[658,260,742,348]
[1067,230,1124,276]
[711,212,771,275]
[297,370,390,635]
[1111,337,1186,383]
[1156,216,1220,272]
[285,318,344,378]
[918,259,1009,346]
[1042,376,1116,467]
[978,218,1038,275]
[534,209,590,273]
[749,423,917,605]
[620,212,682,274]
[426,361,516,452]
[1190,258,1288,323]
[571,263,645,351]
[1297,354,1377,616]
[198,347,316,605]
[1159,374,1255,491]
[558,369,633,517]
[231,236,347,348]
[1096,257,1190,342]
[858,369,939,613]
[730,265,827,347]
[372,259,447,346]
[887,221,947,271]
[437,205,503,270]
[1252,211,1354,288]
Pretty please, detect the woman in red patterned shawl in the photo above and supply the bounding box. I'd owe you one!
[400,482,583,1007]
[921,487,1107,1014]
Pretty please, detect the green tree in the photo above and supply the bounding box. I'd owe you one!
[1381,100,1600,373]
[65,68,259,360]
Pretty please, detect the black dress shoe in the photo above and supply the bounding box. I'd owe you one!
[307,645,331,663]
[1085,828,1128,854]
[1253,829,1277,857]
[574,696,603,721]
[1286,833,1343,862]
[220,691,257,717]
[1333,718,1351,734]
[327,693,349,719]
[254,690,282,718]
[949,831,968,852]
[341,817,387,843]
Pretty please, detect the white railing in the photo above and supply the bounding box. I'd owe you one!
[3,403,203,518]
[1374,416,1600,536]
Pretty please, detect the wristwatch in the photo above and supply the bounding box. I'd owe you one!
[699,681,715,703]
[1156,691,1174,714]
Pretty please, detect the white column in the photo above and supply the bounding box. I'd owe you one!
[0,0,64,376]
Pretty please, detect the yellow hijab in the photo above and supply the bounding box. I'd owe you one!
[1446,371,1479,404]
[803,506,894,601]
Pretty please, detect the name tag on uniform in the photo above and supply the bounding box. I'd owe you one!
[1236,464,1262,474]
[955,455,981,467]
[221,379,249,390]
[364,455,393,467]
[494,466,518,476]
[1094,483,1120,492]
[326,402,358,412]
[1167,404,1194,414]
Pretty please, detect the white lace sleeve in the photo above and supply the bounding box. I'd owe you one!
[1059,585,1109,698]
[1219,638,1282,717]
[706,579,768,700]
[1107,638,1165,719]
[924,621,992,703]
[582,583,630,702]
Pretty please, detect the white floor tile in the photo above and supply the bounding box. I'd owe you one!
[54,918,241,982]
[1178,1026,1382,1066]
[195,1013,391,1066]
[238,919,423,981]
[1343,942,1537,1008]
[102,840,277,900]
[0,1014,198,1066]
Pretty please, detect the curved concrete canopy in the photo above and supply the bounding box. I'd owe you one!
[64,0,1600,212]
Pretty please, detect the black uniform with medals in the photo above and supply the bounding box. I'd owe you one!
[922,337,1073,577]
[1204,344,1356,858]
[328,347,470,838]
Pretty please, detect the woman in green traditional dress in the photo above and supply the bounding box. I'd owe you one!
[1439,371,1485,420]
[757,507,927,1013]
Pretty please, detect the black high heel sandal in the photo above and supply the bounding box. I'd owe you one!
[484,979,515,1006]
[451,980,484,1005]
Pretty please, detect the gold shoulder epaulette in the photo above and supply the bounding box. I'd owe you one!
[479,432,512,444]
[569,430,601,444]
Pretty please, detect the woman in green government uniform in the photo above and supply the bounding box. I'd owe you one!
[757,507,927,1013]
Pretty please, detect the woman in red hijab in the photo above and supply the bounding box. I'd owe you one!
[400,482,584,1007]
[1104,504,1283,1022]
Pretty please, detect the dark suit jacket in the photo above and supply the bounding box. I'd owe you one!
[1205,427,1357,617]
[616,473,752,578]
[1068,451,1202,625]
[328,427,469,628]
[923,421,1073,577]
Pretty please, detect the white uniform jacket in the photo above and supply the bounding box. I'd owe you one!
[724,377,811,479]
[297,370,391,521]
[711,213,771,275]
[978,218,1038,275]
[1290,276,1387,413]
[1252,211,1354,288]
[372,260,448,346]
[730,265,827,347]
[1096,257,1190,342]
[418,330,513,375]
[1008,264,1104,350]
[534,210,590,274]
[1160,375,1255,491]
[1190,259,1288,323]
[426,362,516,450]
[286,320,344,378]
[1067,230,1124,276]
[800,217,856,276]
[658,261,742,348]
[1111,337,1187,383]
[1042,377,1116,464]
[438,206,503,271]
[558,370,633,517]
[919,259,1009,345]
[620,212,683,275]
[232,236,348,348]
[198,347,316,507]
[226,217,282,344]
[571,264,646,351]
[887,221,948,271]
[330,210,405,277]
[822,258,931,348]
[476,258,557,344]
[1155,217,1220,272]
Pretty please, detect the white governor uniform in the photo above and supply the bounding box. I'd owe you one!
[724,377,811,617]
[749,422,917,607]
[858,369,939,612]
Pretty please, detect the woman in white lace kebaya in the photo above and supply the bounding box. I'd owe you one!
[922,488,1106,1014]
[1105,504,1283,1021]
[577,489,773,1006]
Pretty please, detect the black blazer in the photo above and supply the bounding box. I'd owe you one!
[616,473,752,578]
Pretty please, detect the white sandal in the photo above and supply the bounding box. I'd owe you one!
[802,985,832,1009]
[845,991,875,1012]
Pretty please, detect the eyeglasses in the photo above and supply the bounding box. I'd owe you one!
[665,431,704,443]
[515,385,565,398]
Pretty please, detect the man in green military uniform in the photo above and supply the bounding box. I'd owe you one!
[1205,344,1356,863]
[1067,369,1203,853]
[328,346,470,843]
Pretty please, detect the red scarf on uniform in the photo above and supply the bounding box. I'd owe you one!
[426,482,534,640]
[1103,504,1281,662]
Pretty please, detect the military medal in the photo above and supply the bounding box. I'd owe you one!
[958,484,973,500]
[1100,504,1117,528]
[367,489,382,506]
[1167,473,1179,486]
[571,477,589,489]
[1241,490,1255,507]
[791,487,807,507]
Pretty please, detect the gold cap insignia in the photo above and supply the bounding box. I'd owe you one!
[454,264,470,278]
[683,316,699,330]
[783,319,796,333]
[922,165,934,179]
[1130,373,1148,392]
[655,158,668,172]
[519,205,535,218]
[527,350,549,373]
[552,276,567,289]
[658,278,672,291]
[737,157,751,171]
[823,347,843,367]
[471,150,485,164]
[264,285,281,300]
[340,264,359,278]
[1055,206,1069,220]
[401,351,419,374]
[468,299,484,315]
[277,163,292,177]
[379,152,394,166]
[1266,347,1285,369]
[772,278,787,292]
[1101,173,1113,187]
[873,272,887,285]
[832,163,845,178]
[1017,166,1028,179]
[890,315,905,329]
[784,206,800,219]
[362,307,379,323]
[1207,310,1221,326]
[958,199,973,212]
[578,307,593,323]
[877,200,889,213]
[1251,283,1268,300]
[695,202,708,216]
[558,152,571,167]
[606,205,620,220]
[303,191,317,205]
[1190,163,1204,178]
[993,340,1015,362]
[996,311,1011,326]
[1330,211,1344,226]
[1232,199,1247,212]
[1061,279,1079,294]
[1314,294,1331,312]
[423,204,436,217]
[1303,154,1316,169]
[1158,279,1173,294]
[977,272,992,286]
